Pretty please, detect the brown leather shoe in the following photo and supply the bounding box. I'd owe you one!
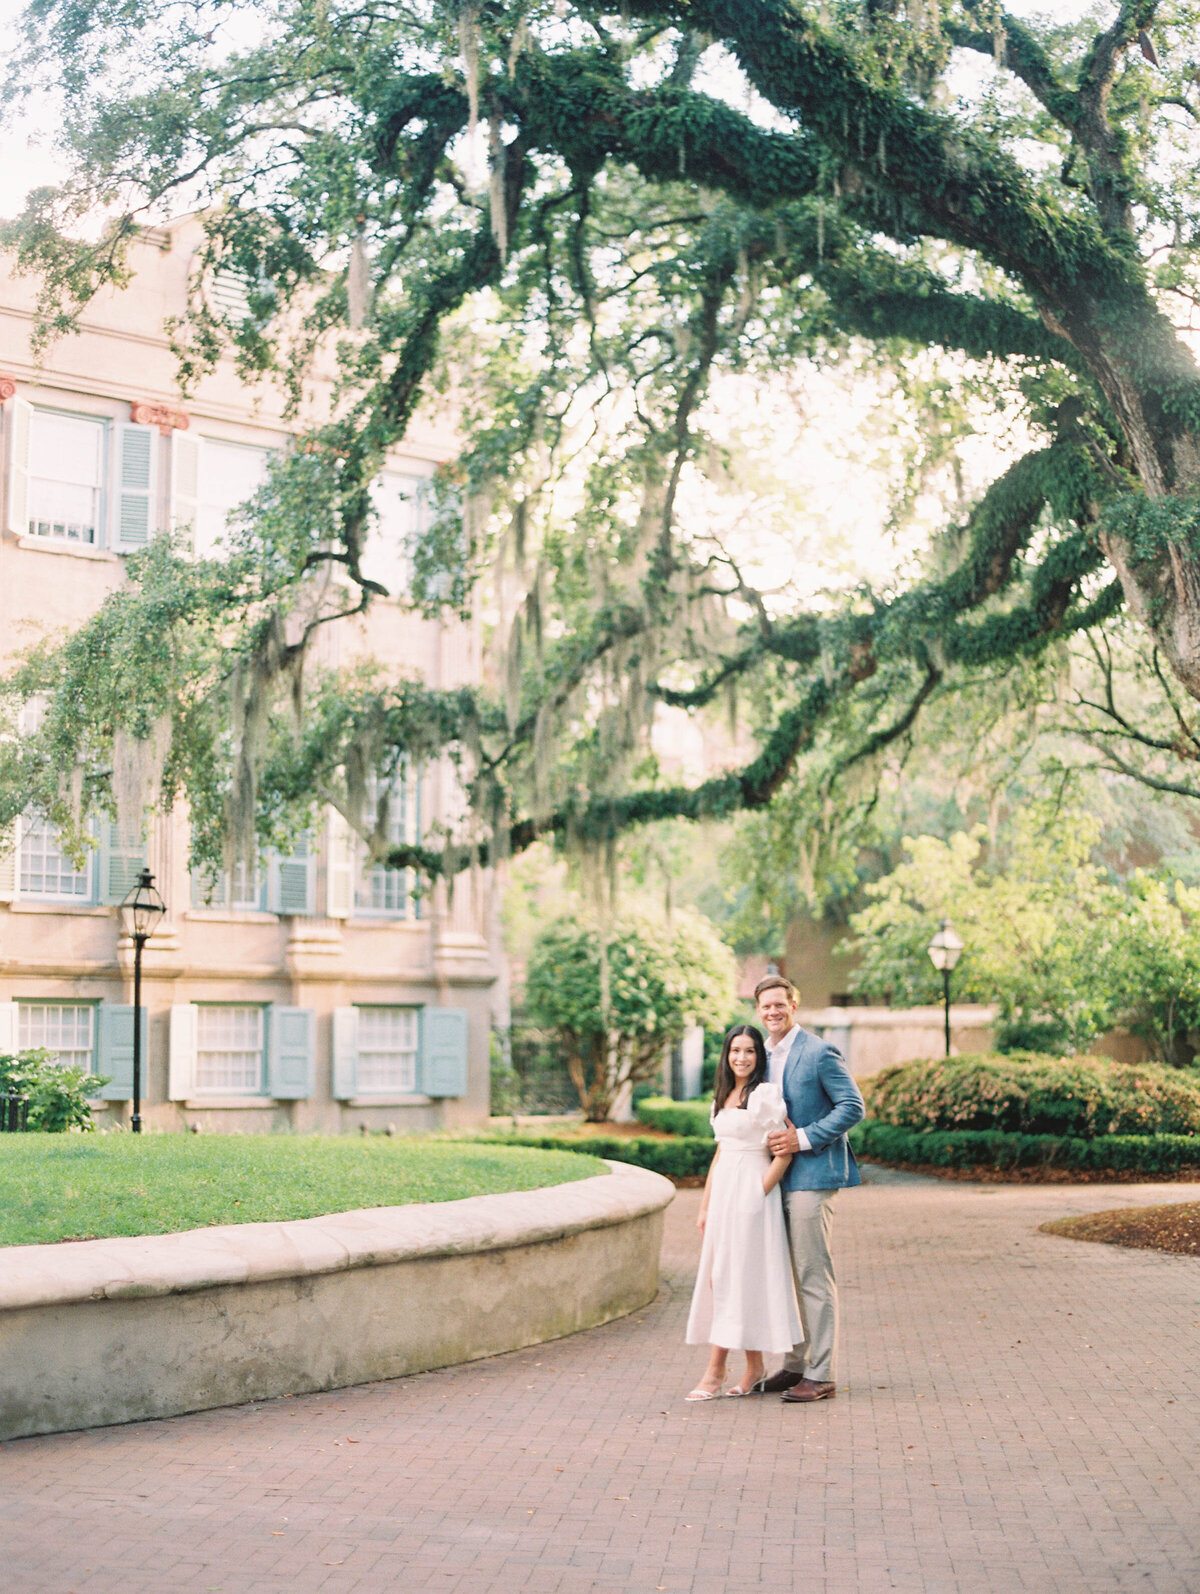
[780,1378,836,1403]
[759,1370,803,1394]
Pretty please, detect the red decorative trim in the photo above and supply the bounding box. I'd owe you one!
[130,401,190,434]
[0,376,16,402]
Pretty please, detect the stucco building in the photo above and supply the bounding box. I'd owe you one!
[0,218,498,1132]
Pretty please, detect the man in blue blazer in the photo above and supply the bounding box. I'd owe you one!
[757,974,864,1402]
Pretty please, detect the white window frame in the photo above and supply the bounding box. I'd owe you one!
[190,836,313,916]
[191,856,265,912]
[193,1004,266,1096]
[17,1000,97,1075]
[18,813,93,903]
[191,436,273,559]
[25,408,108,548]
[355,767,422,920]
[354,1006,420,1094]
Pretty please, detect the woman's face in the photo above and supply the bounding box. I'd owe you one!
[728,1034,758,1079]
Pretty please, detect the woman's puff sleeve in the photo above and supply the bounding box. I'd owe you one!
[745,1081,787,1142]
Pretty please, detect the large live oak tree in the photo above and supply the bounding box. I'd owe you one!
[4,0,1200,874]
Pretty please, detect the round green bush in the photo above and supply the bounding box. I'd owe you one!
[863,1053,1200,1138]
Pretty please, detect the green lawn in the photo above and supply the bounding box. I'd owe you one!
[0,1134,604,1248]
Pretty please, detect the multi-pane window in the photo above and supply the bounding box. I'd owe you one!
[194,439,271,558]
[195,1005,264,1093]
[191,840,311,914]
[18,1003,96,1073]
[229,858,263,909]
[19,815,92,901]
[356,1007,419,1093]
[28,411,106,545]
[192,857,263,910]
[356,770,421,918]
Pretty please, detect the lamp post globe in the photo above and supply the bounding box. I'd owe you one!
[926,919,964,1058]
[118,869,166,1133]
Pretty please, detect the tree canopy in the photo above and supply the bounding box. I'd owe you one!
[6,0,1200,884]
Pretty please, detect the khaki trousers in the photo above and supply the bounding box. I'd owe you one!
[782,1187,838,1383]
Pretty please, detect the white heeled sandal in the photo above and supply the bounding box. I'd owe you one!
[685,1380,725,1401]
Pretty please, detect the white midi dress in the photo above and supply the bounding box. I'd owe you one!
[685,1082,803,1354]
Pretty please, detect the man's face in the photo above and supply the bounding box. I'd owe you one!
[756,984,796,1042]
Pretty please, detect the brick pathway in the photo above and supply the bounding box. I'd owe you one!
[4,1171,1200,1594]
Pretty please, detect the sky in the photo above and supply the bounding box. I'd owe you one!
[0,0,61,217]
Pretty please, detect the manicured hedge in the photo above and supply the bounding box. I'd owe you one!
[475,1134,716,1179]
[865,1054,1200,1137]
[634,1096,714,1138]
[851,1119,1200,1177]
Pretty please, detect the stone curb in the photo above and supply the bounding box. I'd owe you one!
[0,1159,674,1310]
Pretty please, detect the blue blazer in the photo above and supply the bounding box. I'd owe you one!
[779,1027,865,1192]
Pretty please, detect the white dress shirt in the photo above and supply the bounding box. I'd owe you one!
[766,1023,811,1152]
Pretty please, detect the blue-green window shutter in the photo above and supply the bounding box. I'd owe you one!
[268,839,314,915]
[98,820,146,905]
[267,1006,315,1099]
[95,1004,147,1101]
[420,1007,469,1098]
[332,1006,358,1099]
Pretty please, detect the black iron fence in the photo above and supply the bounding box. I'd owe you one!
[491,1025,579,1117]
[1,1091,30,1132]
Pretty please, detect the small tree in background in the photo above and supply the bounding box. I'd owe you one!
[525,910,735,1121]
[846,810,1114,1052]
[1100,877,1200,1068]
[846,806,1200,1064]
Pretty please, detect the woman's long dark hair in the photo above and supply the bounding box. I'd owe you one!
[713,1024,768,1111]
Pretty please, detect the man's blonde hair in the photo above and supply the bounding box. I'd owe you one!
[754,973,798,1003]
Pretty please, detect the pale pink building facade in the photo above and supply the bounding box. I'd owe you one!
[0,218,498,1131]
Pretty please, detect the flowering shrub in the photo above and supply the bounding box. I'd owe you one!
[0,1050,105,1132]
[863,1053,1200,1138]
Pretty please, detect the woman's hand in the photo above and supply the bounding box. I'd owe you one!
[697,1208,708,1232]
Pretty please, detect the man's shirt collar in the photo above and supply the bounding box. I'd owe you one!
[766,1023,801,1083]
[768,1022,801,1057]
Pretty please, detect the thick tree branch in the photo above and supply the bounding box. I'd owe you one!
[518,58,821,207]
[813,258,1086,371]
[1073,0,1159,236]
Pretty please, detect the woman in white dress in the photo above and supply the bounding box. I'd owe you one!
[685,1024,803,1399]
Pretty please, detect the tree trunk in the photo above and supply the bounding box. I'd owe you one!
[1039,291,1200,702]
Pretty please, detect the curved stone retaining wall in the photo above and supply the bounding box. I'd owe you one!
[0,1160,673,1441]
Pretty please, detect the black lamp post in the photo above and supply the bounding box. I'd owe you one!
[927,918,964,1058]
[118,868,166,1133]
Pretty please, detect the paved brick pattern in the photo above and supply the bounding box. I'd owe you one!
[4,1171,1200,1594]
